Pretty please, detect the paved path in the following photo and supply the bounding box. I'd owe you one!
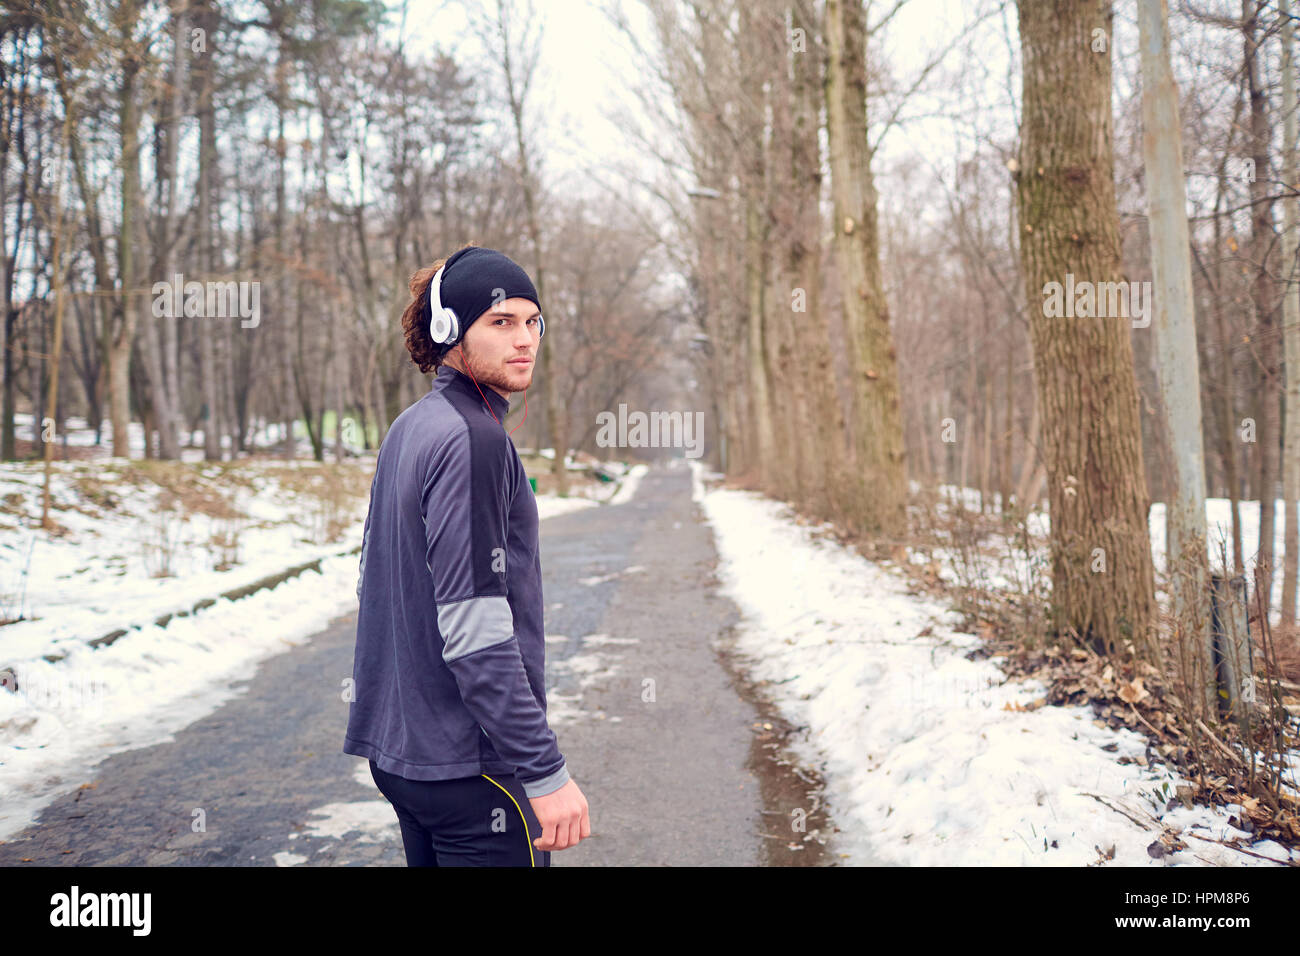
[0,461,829,866]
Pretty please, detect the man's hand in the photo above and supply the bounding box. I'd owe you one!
[528,778,590,851]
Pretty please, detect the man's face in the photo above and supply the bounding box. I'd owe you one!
[447,297,541,399]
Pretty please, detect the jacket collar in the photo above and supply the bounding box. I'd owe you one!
[433,363,512,421]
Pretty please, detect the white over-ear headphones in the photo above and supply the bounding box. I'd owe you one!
[428,259,546,344]
[428,264,460,345]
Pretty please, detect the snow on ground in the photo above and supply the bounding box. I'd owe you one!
[542,633,633,730]
[695,463,1299,867]
[0,449,641,842]
[0,454,374,840]
[14,412,361,462]
[1150,498,1297,620]
[535,495,601,519]
[609,464,649,504]
[278,745,399,865]
[0,550,364,841]
[914,481,1300,629]
[0,459,371,666]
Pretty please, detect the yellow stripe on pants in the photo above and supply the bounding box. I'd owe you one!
[481,774,535,867]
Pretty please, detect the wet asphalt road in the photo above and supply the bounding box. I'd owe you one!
[0,460,784,867]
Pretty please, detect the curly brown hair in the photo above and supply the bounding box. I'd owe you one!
[400,243,478,374]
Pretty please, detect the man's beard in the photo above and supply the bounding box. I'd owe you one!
[461,345,528,394]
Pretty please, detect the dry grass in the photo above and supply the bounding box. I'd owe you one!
[114,461,246,520]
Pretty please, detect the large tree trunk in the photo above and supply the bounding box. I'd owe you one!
[1014,0,1156,659]
[824,0,907,539]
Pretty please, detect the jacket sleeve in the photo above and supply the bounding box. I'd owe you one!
[421,422,570,799]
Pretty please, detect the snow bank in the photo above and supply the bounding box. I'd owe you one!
[695,464,1298,866]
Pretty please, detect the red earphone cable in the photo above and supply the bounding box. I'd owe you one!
[463,354,528,436]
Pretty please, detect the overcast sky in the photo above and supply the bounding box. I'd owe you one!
[391,0,642,187]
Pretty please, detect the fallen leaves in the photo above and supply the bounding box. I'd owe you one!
[1146,827,1188,859]
[1003,698,1047,712]
[1118,676,1149,704]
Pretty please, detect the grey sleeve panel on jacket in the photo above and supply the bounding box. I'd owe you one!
[421,419,568,792]
[436,595,514,661]
[519,762,571,799]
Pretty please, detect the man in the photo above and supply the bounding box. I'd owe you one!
[345,244,590,867]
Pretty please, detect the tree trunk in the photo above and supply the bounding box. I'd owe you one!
[1281,0,1300,630]
[275,18,293,460]
[112,0,144,461]
[42,105,72,529]
[1211,194,1245,574]
[824,0,907,539]
[792,0,843,519]
[158,0,187,456]
[1014,0,1156,658]
[131,4,180,460]
[1001,340,1015,510]
[1243,0,1279,613]
[1137,0,1214,706]
[764,0,800,503]
[0,60,12,463]
[734,2,777,488]
[196,0,221,460]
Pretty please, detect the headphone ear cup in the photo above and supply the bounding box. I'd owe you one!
[430,306,459,344]
[428,264,460,344]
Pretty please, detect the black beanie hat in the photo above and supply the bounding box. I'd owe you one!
[431,246,541,350]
